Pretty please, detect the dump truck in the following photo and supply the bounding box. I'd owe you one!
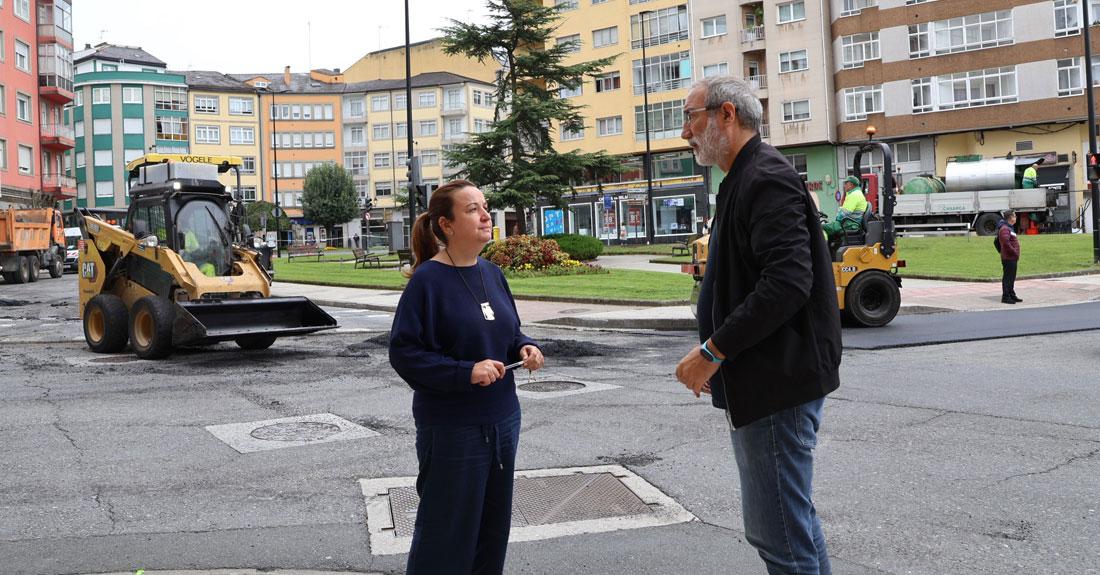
[0,207,66,283]
[77,154,336,359]
[896,155,1069,236]
[685,134,903,327]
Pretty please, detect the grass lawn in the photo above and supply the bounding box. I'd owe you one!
[272,259,695,301]
[896,234,1099,279]
[601,243,682,256]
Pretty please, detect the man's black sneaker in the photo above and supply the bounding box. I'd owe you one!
[1002,297,1017,304]
[1012,296,1023,302]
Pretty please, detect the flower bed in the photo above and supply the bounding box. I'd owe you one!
[483,235,607,278]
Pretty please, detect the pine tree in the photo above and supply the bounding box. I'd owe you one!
[302,163,360,247]
[441,0,625,234]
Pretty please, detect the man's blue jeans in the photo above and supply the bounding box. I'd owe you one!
[729,398,831,575]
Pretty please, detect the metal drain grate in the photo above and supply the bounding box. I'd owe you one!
[386,472,651,538]
[518,380,585,393]
[250,422,343,442]
[89,356,141,364]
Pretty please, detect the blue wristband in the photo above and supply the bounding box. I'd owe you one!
[699,340,724,363]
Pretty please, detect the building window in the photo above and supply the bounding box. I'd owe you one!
[155,115,188,141]
[936,66,1017,110]
[230,126,254,145]
[910,10,1013,59]
[1055,0,1082,37]
[560,125,584,141]
[74,121,84,137]
[195,125,220,144]
[560,84,583,98]
[779,50,808,73]
[702,63,729,77]
[75,151,84,168]
[634,99,685,141]
[123,86,143,104]
[96,181,113,198]
[372,123,391,140]
[396,122,407,138]
[92,87,110,105]
[418,91,437,108]
[92,118,111,135]
[653,195,696,237]
[777,1,806,24]
[121,149,141,164]
[14,40,30,72]
[16,92,31,122]
[396,150,409,166]
[1058,58,1084,97]
[347,98,365,117]
[371,95,389,111]
[422,149,440,166]
[123,118,143,134]
[633,51,692,94]
[94,149,112,167]
[555,0,578,11]
[373,153,391,169]
[474,118,491,133]
[444,88,464,110]
[229,97,253,115]
[15,0,32,20]
[597,116,623,136]
[595,71,621,93]
[840,0,876,17]
[74,90,82,107]
[194,95,218,113]
[701,15,727,38]
[348,125,366,146]
[631,5,690,50]
[911,77,933,113]
[234,186,257,201]
[17,144,33,174]
[445,117,465,138]
[782,99,811,122]
[893,141,922,163]
[253,80,268,88]
[472,89,491,106]
[154,87,187,111]
[375,181,393,196]
[419,120,437,136]
[557,34,581,54]
[842,32,879,69]
[593,26,618,48]
[241,157,256,174]
[784,154,808,180]
[394,93,407,110]
[844,85,883,121]
[344,151,368,175]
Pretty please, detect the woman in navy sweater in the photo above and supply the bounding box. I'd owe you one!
[389,179,544,574]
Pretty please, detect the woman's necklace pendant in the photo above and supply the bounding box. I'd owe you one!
[480,302,496,321]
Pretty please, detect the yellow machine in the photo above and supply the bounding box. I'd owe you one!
[684,138,903,328]
[77,154,336,359]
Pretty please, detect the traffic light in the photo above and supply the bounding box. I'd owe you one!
[1088,152,1100,183]
[364,197,374,211]
[415,184,429,211]
[405,156,422,191]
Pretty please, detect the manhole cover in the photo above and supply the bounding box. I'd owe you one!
[90,356,141,364]
[518,380,585,393]
[250,421,343,442]
[557,308,591,314]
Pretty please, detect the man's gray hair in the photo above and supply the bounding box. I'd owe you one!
[694,75,764,134]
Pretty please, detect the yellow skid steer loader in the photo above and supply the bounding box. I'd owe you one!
[77,154,336,359]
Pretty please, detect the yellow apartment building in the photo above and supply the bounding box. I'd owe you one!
[344,39,498,84]
[181,72,262,202]
[542,0,706,244]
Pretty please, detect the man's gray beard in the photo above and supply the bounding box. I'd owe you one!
[692,121,728,167]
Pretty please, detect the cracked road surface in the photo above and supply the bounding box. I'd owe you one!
[2,276,1099,574]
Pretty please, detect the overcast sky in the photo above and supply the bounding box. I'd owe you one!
[73,0,495,74]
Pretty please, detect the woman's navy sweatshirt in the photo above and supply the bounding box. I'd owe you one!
[389,258,536,426]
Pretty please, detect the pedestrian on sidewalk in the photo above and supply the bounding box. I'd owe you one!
[998,210,1022,303]
[675,75,842,575]
[389,179,544,575]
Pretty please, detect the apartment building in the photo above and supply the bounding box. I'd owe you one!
[832,0,1098,220]
[542,0,707,243]
[71,43,188,209]
[0,0,75,209]
[344,38,497,84]
[179,71,262,202]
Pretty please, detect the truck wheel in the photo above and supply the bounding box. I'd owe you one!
[975,213,1000,236]
[48,257,63,278]
[129,296,175,360]
[236,335,277,350]
[10,256,30,284]
[84,294,129,353]
[845,271,901,328]
[27,256,40,282]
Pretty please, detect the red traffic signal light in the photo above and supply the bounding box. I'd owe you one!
[1089,153,1100,183]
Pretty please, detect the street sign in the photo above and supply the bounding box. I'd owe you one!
[603,195,612,210]
[364,212,372,222]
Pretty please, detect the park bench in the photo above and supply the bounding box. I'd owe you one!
[396,249,414,268]
[286,244,324,261]
[672,234,698,256]
[352,248,381,269]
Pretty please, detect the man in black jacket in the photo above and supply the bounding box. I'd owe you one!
[675,75,842,575]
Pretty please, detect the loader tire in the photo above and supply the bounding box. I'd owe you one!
[236,335,277,350]
[48,257,63,278]
[10,256,30,284]
[27,256,40,282]
[84,294,129,353]
[129,296,175,360]
[844,271,901,328]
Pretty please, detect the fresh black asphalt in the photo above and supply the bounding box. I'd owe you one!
[843,301,1100,349]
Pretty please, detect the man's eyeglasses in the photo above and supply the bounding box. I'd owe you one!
[683,105,722,123]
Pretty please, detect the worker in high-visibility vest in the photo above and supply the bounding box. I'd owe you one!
[823,176,868,240]
[1022,162,1039,188]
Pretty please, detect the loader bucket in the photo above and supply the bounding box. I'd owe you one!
[172,297,337,346]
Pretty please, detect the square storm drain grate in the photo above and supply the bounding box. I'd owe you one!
[205,413,379,453]
[514,378,619,400]
[360,465,696,555]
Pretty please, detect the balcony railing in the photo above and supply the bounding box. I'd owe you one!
[41,122,75,140]
[747,75,767,90]
[41,173,76,190]
[760,124,770,139]
[742,27,765,43]
[633,77,692,95]
[38,23,73,45]
[39,73,74,93]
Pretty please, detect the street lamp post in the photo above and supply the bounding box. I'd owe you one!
[639,10,655,245]
[1083,0,1100,263]
[266,86,287,258]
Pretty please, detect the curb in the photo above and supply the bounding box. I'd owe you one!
[901,269,1100,282]
[276,280,687,307]
[535,316,698,330]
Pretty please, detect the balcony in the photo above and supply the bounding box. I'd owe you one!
[742,27,765,43]
[440,102,467,116]
[38,22,73,46]
[633,77,692,95]
[41,173,77,199]
[760,124,770,139]
[40,123,75,150]
[747,75,767,91]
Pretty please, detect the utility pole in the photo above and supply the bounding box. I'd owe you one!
[639,10,655,245]
[405,0,416,228]
[1084,0,1100,263]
